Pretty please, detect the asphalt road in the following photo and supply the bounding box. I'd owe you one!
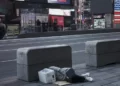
[1,32,120,80]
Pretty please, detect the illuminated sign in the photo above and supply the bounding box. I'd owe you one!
[48,0,70,4]
[49,9,72,16]
[94,19,105,29]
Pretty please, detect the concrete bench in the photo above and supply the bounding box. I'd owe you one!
[17,45,72,82]
[85,39,120,67]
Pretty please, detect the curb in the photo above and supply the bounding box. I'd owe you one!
[18,29,120,38]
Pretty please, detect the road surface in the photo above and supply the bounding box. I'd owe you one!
[0,32,120,80]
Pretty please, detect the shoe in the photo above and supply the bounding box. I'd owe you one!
[85,77,94,82]
[81,73,90,77]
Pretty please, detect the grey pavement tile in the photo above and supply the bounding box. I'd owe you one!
[112,81,120,86]
[89,80,112,86]
[23,83,41,86]
[94,73,116,80]
[106,76,120,83]
[67,79,117,86]
[23,83,57,86]
[112,68,120,73]
[96,64,120,72]
[67,83,84,86]
[92,72,109,77]
[113,73,120,76]
[0,76,29,86]
[85,79,119,86]
[82,82,101,86]
[111,67,120,71]
[89,70,101,75]
[108,68,120,73]
[67,82,93,86]
[0,81,29,86]
[79,82,97,86]
[107,70,120,76]
[73,63,87,69]
[75,70,100,78]
[98,66,116,72]
[75,67,99,75]
[73,63,97,71]
[75,69,91,74]
[106,67,120,76]
[40,83,58,86]
[96,76,120,86]
[104,84,117,86]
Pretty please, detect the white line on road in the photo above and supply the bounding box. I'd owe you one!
[0,59,16,63]
[0,36,90,46]
[72,50,85,53]
[0,37,84,46]
[0,76,17,84]
[0,49,17,52]
[0,50,85,63]
[0,42,84,52]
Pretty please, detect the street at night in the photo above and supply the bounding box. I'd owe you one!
[0,0,119,85]
[0,32,120,80]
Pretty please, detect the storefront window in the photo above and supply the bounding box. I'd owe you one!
[20,7,48,33]
[21,9,36,32]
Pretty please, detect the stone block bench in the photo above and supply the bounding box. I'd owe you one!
[85,39,120,67]
[17,45,72,82]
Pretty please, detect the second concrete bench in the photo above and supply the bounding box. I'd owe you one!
[17,45,72,82]
[85,39,120,67]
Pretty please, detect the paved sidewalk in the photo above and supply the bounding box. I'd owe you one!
[1,63,120,86]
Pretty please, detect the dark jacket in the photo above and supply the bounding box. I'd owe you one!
[0,23,6,39]
[49,66,87,83]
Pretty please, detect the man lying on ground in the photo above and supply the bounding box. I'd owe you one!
[49,66,93,83]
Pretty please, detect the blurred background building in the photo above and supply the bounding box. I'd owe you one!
[0,0,118,35]
[90,0,113,29]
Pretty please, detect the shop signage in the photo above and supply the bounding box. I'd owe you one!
[114,0,120,24]
[114,0,120,10]
[48,0,71,4]
[7,24,19,36]
[93,15,105,19]
[49,9,71,16]
[94,19,105,29]
[25,0,71,5]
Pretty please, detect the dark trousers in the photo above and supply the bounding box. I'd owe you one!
[54,27,58,31]
[0,29,6,39]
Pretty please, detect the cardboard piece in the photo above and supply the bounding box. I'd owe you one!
[54,81,71,86]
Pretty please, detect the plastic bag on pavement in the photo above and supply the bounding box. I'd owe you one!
[38,68,56,84]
